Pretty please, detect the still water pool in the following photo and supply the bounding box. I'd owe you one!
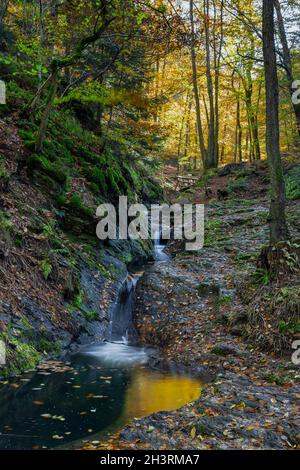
[0,342,202,450]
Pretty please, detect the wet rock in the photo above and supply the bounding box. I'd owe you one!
[229,325,244,337]
[197,282,220,297]
[211,342,249,358]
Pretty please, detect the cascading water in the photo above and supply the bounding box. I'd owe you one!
[153,229,170,262]
[85,269,149,368]
[109,272,143,344]
[0,238,202,450]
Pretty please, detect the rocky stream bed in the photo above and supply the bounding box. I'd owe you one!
[81,196,300,451]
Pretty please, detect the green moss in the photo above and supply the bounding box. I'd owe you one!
[251,268,271,286]
[0,210,12,232]
[285,166,300,201]
[74,290,84,309]
[39,258,53,280]
[0,335,41,377]
[197,283,220,296]
[0,156,9,182]
[62,193,94,222]
[197,169,218,189]
[205,219,227,247]
[14,237,23,248]
[83,310,98,322]
[217,295,232,306]
[36,338,62,354]
[28,154,67,184]
[226,176,249,193]
[119,252,133,265]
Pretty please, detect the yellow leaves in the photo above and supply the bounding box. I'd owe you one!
[85,394,107,400]
[230,402,246,411]
[33,401,45,406]
[41,414,65,421]
[190,427,197,439]
[263,421,274,427]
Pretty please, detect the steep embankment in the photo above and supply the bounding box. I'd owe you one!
[0,107,161,376]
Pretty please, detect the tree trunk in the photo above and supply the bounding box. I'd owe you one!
[0,0,9,34]
[234,94,242,163]
[204,0,216,169]
[212,0,224,168]
[189,0,207,168]
[184,97,192,159]
[220,120,227,163]
[35,69,58,152]
[274,0,300,137]
[263,0,288,243]
[245,84,260,161]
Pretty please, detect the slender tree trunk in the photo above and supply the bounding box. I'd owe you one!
[184,98,192,159]
[245,83,260,161]
[274,0,300,136]
[204,0,216,169]
[37,0,44,82]
[234,93,242,162]
[263,0,288,243]
[220,120,227,163]
[194,121,198,169]
[177,93,189,166]
[213,0,224,168]
[0,0,9,33]
[35,69,58,152]
[245,130,250,162]
[153,56,160,123]
[189,0,207,169]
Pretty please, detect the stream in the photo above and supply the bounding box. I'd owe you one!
[0,238,202,450]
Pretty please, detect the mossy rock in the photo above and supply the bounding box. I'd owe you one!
[1,337,41,377]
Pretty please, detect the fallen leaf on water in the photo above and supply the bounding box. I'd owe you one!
[52,435,64,440]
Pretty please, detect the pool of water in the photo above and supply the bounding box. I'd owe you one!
[0,343,202,450]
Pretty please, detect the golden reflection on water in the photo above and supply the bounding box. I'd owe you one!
[124,368,202,419]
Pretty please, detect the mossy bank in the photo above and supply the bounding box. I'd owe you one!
[0,81,162,377]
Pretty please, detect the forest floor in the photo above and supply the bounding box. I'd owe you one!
[81,162,300,450]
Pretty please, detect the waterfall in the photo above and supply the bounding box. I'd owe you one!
[154,230,170,262]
